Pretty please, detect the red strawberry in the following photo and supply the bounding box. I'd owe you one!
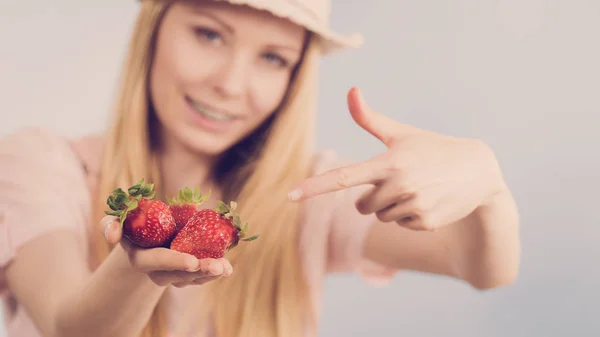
[168,186,210,231]
[170,200,259,259]
[105,179,177,248]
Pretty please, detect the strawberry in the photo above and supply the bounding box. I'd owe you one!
[105,179,177,248]
[170,200,259,259]
[168,186,210,231]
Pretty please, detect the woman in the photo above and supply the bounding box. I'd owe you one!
[0,0,521,337]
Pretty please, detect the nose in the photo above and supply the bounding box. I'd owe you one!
[212,54,249,99]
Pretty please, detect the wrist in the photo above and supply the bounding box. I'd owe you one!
[111,244,167,290]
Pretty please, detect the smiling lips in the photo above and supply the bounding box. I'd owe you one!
[185,96,240,121]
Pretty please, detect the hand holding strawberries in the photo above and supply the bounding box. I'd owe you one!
[103,218,232,287]
[288,87,508,231]
[102,180,259,288]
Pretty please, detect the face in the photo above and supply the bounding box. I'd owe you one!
[149,0,306,158]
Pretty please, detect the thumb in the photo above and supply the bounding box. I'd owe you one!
[101,215,123,245]
[347,87,396,145]
[348,87,415,146]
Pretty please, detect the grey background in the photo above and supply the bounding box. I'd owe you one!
[1,0,598,336]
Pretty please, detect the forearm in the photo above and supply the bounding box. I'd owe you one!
[55,245,167,337]
[450,189,521,289]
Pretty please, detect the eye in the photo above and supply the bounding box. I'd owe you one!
[262,53,289,68]
[194,27,223,45]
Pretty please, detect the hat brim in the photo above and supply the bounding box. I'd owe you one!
[213,0,364,55]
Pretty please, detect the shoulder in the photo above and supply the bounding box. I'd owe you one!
[67,131,105,176]
[0,127,79,169]
[0,127,71,154]
[0,128,99,274]
[0,126,103,179]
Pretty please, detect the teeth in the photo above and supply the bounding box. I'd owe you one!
[189,100,234,121]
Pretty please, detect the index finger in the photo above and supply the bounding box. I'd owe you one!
[288,155,388,202]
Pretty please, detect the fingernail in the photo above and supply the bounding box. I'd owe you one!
[288,189,303,201]
[355,87,365,104]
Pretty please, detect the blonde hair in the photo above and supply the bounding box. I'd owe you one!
[91,1,320,337]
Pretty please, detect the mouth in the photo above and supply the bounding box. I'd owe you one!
[185,96,240,121]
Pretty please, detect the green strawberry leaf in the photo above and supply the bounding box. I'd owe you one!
[233,214,241,228]
[169,186,210,206]
[126,199,139,211]
[127,179,143,195]
[242,234,260,241]
[105,179,157,228]
[183,187,193,201]
[216,201,228,214]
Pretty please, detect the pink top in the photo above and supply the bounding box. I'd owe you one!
[0,127,397,337]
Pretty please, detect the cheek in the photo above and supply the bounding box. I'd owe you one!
[248,73,290,123]
[171,43,223,88]
[150,34,217,121]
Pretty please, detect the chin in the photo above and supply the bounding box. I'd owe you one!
[176,126,237,157]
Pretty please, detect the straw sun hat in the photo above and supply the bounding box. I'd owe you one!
[142,0,365,54]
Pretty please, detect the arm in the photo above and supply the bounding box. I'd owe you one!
[5,221,230,337]
[5,230,164,337]
[53,242,168,337]
[289,88,520,289]
[0,128,231,337]
[363,188,520,289]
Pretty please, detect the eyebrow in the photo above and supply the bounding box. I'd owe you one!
[189,7,234,33]
[266,32,307,55]
[265,44,302,55]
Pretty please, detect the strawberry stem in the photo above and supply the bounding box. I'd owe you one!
[105,179,155,227]
[214,200,260,245]
[168,186,211,206]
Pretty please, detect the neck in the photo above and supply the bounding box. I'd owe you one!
[155,134,220,202]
